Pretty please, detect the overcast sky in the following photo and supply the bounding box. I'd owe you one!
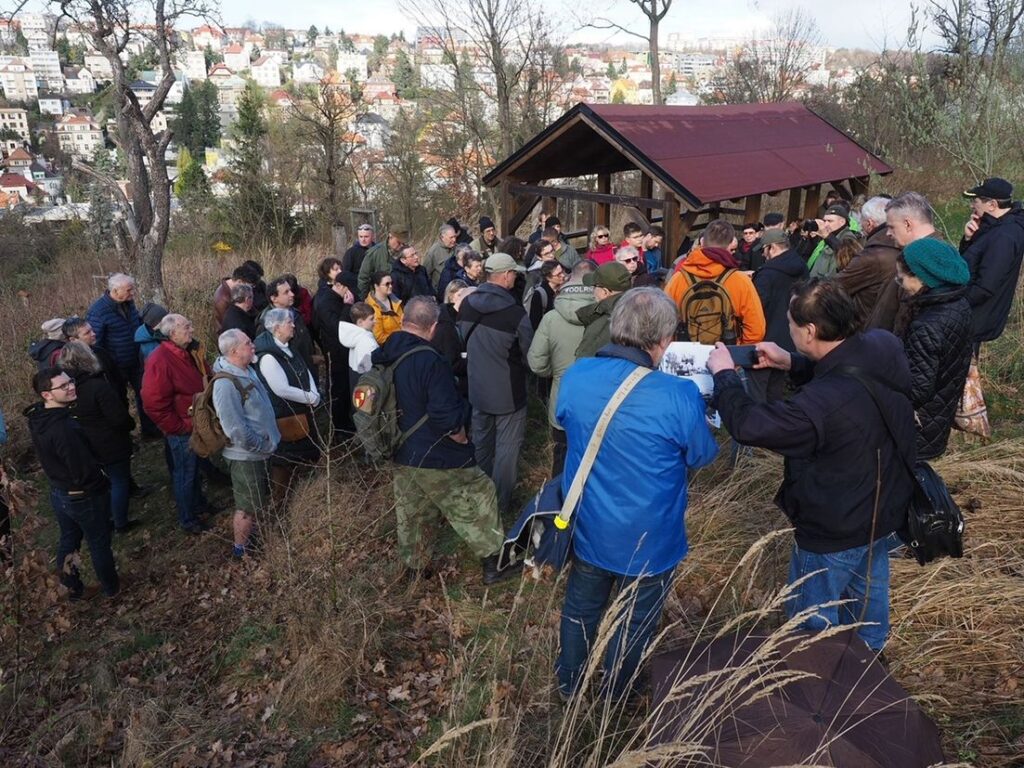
[215,0,937,52]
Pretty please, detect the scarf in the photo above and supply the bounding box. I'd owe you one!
[702,246,740,269]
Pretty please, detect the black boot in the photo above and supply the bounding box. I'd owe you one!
[481,554,521,586]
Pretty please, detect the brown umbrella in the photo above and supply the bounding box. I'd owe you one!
[648,630,945,767]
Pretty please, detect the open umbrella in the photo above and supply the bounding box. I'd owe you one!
[648,630,945,767]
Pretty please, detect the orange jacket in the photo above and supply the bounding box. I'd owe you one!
[664,248,766,344]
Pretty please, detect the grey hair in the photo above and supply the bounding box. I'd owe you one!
[860,196,890,228]
[156,313,187,337]
[444,278,468,304]
[609,288,678,350]
[230,282,253,303]
[107,272,135,292]
[615,245,640,263]
[440,223,456,237]
[57,340,101,375]
[885,192,934,225]
[403,295,440,330]
[218,328,250,356]
[571,259,597,280]
[263,307,293,333]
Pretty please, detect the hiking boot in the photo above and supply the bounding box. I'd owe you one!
[481,554,521,586]
[69,584,101,602]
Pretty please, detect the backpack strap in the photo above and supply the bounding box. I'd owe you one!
[390,345,440,450]
[554,366,653,529]
[210,372,254,404]
[836,365,915,477]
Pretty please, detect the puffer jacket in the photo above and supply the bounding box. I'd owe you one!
[458,282,534,414]
[836,225,902,332]
[959,203,1024,342]
[898,286,973,459]
[86,292,142,369]
[575,291,625,360]
[366,293,403,345]
[527,282,593,428]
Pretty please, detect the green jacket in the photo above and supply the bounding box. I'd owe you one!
[527,282,593,428]
[554,241,581,269]
[357,242,400,299]
[808,227,860,279]
[423,240,453,287]
[470,235,499,257]
[574,291,625,360]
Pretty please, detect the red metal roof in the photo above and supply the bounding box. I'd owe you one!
[484,102,891,206]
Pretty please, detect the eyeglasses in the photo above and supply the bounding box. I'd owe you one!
[620,257,638,264]
[381,281,393,286]
[596,233,610,239]
[743,231,756,236]
[48,378,75,392]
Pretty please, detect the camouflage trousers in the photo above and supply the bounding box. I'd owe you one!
[392,465,505,569]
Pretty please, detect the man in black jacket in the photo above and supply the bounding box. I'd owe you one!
[341,223,375,296]
[749,229,808,401]
[26,368,120,599]
[708,279,914,652]
[391,246,434,302]
[959,177,1024,348]
[312,276,355,436]
[371,297,517,585]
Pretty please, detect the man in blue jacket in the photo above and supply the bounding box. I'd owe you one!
[555,288,718,700]
[372,296,517,585]
[87,273,158,437]
[708,278,914,653]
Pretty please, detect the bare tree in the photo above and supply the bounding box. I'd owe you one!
[711,9,821,104]
[586,1,674,105]
[53,0,215,300]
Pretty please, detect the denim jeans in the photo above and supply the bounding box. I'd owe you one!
[787,537,891,651]
[557,558,674,698]
[104,459,131,529]
[165,434,205,528]
[50,488,119,596]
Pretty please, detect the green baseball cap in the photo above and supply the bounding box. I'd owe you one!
[484,253,525,273]
[583,261,631,291]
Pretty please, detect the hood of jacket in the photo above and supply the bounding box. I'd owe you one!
[28,338,64,363]
[760,249,807,278]
[576,290,624,326]
[679,247,732,279]
[553,282,594,325]
[338,321,373,347]
[464,282,517,315]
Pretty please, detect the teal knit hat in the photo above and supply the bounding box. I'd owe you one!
[902,238,970,288]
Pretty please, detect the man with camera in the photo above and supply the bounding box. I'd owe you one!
[707,279,914,653]
[801,204,860,278]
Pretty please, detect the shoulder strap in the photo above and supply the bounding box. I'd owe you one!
[390,345,437,370]
[715,268,736,285]
[555,366,654,528]
[210,371,253,403]
[390,345,440,451]
[837,365,914,477]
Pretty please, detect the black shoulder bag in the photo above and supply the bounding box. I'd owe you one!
[839,366,965,566]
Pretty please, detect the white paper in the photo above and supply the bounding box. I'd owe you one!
[659,342,721,428]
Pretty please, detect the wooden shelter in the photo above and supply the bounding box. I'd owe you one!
[483,102,893,261]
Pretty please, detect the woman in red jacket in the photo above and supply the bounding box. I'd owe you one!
[142,314,212,535]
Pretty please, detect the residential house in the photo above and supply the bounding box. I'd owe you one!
[362,74,396,101]
[207,62,234,84]
[0,19,18,45]
[0,107,30,142]
[4,146,32,175]
[292,60,325,84]
[56,113,104,158]
[259,49,290,67]
[0,188,19,209]
[83,54,113,81]
[335,51,368,80]
[29,159,62,200]
[137,70,188,105]
[267,89,294,109]
[222,43,250,73]
[63,66,97,94]
[37,96,67,116]
[19,12,51,51]
[28,49,62,91]
[176,50,207,82]
[129,80,169,132]
[250,56,280,88]
[0,171,38,201]
[0,59,38,102]
[192,24,224,51]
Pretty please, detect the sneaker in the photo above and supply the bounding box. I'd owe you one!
[481,554,522,586]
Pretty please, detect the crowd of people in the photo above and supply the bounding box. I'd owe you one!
[11,177,1024,698]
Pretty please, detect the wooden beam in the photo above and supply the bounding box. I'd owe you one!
[850,176,870,196]
[662,193,681,267]
[803,184,822,219]
[504,186,541,238]
[510,183,665,211]
[743,194,762,223]
[787,187,803,224]
[596,174,611,227]
[500,180,515,240]
[640,174,654,222]
[679,209,699,239]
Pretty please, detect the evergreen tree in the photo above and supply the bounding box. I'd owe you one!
[344,68,363,102]
[195,81,221,151]
[619,58,627,75]
[393,49,418,99]
[227,82,286,244]
[174,146,209,202]
[665,71,677,97]
[307,25,319,46]
[324,25,332,36]
[606,61,617,79]
[171,86,198,154]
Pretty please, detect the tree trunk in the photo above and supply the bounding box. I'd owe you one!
[332,224,347,257]
[650,17,662,105]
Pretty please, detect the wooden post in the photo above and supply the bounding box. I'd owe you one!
[850,176,870,196]
[743,194,762,224]
[500,180,515,237]
[662,193,681,268]
[787,187,803,225]
[803,184,821,220]
[639,174,654,222]
[597,173,611,227]
[545,196,558,225]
